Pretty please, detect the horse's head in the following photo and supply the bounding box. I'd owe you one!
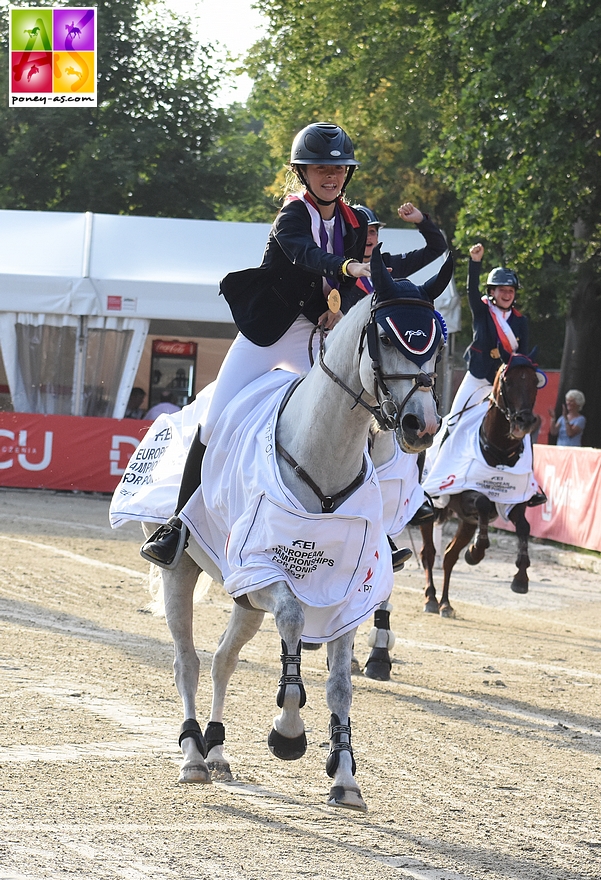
[492,351,545,439]
[360,245,453,453]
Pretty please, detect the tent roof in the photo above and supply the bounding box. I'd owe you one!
[0,209,461,331]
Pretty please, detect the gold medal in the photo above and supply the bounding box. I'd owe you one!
[327,290,341,314]
[490,347,501,359]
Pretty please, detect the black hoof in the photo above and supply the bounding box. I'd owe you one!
[268,727,307,761]
[364,647,392,681]
[511,579,529,594]
[423,599,439,614]
[464,547,478,566]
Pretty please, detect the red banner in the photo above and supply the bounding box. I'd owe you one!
[2,415,600,553]
[0,413,151,493]
[526,445,601,552]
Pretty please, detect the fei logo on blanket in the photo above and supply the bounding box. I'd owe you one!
[271,543,335,579]
[9,7,97,107]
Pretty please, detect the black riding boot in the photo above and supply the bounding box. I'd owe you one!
[140,432,206,569]
[387,535,412,572]
[527,488,547,507]
[409,492,437,525]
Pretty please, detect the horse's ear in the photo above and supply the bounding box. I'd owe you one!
[421,253,454,302]
[370,242,398,301]
[528,346,538,363]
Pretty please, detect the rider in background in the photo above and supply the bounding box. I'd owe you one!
[447,242,529,423]
[352,203,447,296]
[142,122,371,567]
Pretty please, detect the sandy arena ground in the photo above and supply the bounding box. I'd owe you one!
[0,487,599,880]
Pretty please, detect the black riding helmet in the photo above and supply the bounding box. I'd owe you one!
[352,205,386,229]
[290,122,359,206]
[486,267,520,289]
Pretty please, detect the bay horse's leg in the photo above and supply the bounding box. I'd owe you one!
[508,502,531,594]
[161,553,211,784]
[247,581,308,761]
[364,599,395,681]
[420,520,440,613]
[464,494,496,566]
[206,601,265,780]
[439,519,477,618]
[326,630,367,812]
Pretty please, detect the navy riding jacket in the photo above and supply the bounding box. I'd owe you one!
[464,259,529,384]
[352,214,447,300]
[219,199,367,347]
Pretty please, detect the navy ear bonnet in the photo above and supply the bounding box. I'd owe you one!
[369,245,452,367]
[503,349,548,388]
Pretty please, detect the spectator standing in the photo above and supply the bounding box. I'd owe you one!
[549,390,586,446]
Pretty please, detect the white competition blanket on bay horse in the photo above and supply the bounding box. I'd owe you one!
[422,399,537,513]
[111,371,414,642]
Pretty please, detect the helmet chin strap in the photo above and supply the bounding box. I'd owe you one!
[295,167,355,207]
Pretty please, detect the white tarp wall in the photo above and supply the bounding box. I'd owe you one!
[0,209,460,416]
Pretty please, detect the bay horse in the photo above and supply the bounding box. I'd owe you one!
[419,353,543,618]
[132,248,452,812]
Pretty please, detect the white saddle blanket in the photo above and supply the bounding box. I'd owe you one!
[110,371,413,642]
[422,400,537,506]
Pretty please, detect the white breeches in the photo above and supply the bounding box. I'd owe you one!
[200,317,318,445]
[446,372,492,432]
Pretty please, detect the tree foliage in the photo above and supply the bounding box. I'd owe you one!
[247,0,457,226]
[0,0,272,219]
[428,0,601,271]
[247,0,601,441]
[425,0,601,442]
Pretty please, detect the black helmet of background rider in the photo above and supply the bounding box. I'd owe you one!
[353,204,386,229]
[290,122,359,206]
[486,266,520,306]
[353,205,385,262]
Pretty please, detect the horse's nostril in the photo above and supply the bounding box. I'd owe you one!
[401,414,421,433]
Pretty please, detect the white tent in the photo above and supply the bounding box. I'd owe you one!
[0,209,460,417]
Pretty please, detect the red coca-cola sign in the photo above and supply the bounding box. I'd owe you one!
[152,339,197,357]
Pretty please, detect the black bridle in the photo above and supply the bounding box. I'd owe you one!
[480,364,538,466]
[490,364,537,425]
[311,297,441,431]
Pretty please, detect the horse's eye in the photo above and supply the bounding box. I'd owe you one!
[380,334,392,347]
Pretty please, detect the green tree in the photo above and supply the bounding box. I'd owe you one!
[0,0,270,219]
[426,0,601,444]
[247,0,457,227]
[247,0,601,443]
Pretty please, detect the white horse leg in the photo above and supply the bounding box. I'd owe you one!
[248,581,307,760]
[161,553,211,784]
[205,601,265,779]
[364,599,396,681]
[325,630,367,812]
